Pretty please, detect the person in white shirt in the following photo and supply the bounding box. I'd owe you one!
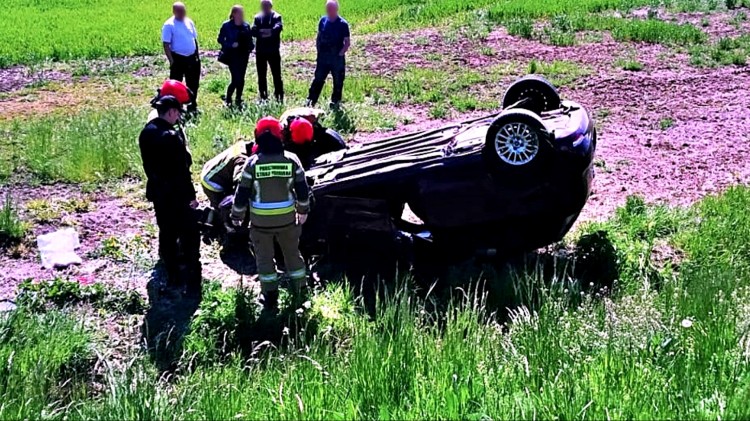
[162,2,201,112]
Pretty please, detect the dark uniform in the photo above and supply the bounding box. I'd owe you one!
[308,15,350,106]
[231,137,310,300]
[252,10,284,101]
[279,107,347,169]
[138,106,201,291]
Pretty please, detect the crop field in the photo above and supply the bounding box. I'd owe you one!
[1,0,750,419]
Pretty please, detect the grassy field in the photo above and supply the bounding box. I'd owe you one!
[2,0,750,419]
[0,0,500,67]
[1,0,747,67]
[0,56,590,183]
[2,187,750,419]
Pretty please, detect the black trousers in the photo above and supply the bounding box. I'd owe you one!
[153,199,202,286]
[308,53,345,105]
[170,53,201,109]
[256,51,284,101]
[226,57,249,103]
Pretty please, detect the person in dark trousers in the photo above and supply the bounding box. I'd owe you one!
[218,5,254,107]
[138,95,202,298]
[307,0,350,107]
[231,117,310,312]
[162,2,201,113]
[252,0,284,102]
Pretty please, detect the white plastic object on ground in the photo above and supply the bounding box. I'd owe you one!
[0,300,16,313]
[37,228,82,269]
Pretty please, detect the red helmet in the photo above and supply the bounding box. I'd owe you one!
[255,117,284,140]
[160,80,191,104]
[289,117,314,145]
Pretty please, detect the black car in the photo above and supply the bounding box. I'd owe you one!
[298,75,597,261]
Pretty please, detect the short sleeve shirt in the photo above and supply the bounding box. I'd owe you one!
[162,16,198,56]
[316,16,350,54]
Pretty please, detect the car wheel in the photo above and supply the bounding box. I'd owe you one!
[323,128,347,150]
[502,75,561,114]
[485,109,549,169]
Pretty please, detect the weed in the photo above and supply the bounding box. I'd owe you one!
[527,59,591,86]
[0,193,26,244]
[689,35,750,67]
[617,57,645,71]
[429,103,449,119]
[506,18,535,39]
[16,278,146,314]
[659,117,675,130]
[479,46,496,56]
[25,198,60,223]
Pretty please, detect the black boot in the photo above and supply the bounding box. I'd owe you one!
[260,290,279,313]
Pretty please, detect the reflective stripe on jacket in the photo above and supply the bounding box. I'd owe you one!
[200,142,251,193]
[231,151,310,228]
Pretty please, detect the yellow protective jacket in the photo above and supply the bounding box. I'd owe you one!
[231,151,310,228]
[200,141,252,194]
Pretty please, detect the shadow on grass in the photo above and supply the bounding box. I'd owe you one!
[141,263,201,372]
[149,228,620,367]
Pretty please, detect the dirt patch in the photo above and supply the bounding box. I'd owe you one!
[357,27,750,223]
[0,66,70,93]
[0,182,257,300]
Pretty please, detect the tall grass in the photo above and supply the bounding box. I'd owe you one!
[0,193,26,243]
[2,188,750,419]
[0,310,91,420]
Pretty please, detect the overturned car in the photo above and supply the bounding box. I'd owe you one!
[301,75,597,259]
[300,76,596,260]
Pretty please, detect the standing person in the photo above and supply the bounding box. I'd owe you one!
[217,5,254,108]
[138,96,202,297]
[162,2,201,113]
[252,0,284,102]
[307,0,350,107]
[231,117,310,312]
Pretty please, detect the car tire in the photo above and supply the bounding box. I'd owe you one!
[484,109,550,170]
[502,75,561,114]
[323,128,347,150]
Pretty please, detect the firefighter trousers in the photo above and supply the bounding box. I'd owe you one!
[249,223,306,293]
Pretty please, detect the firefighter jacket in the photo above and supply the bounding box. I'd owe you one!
[231,151,310,228]
[200,141,251,194]
[138,117,196,204]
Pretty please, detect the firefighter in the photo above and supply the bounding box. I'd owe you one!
[138,95,202,297]
[279,107,347,169]
[148,79,194,122]
[200,140,256,231]
[231,117,310,311]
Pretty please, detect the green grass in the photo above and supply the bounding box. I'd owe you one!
[0,0,500,67]
[3,187,750,418]
[616,57,645,71]
[660,117,675,129]
[0,57,596,183]
[690,35,750,67]
[0,309,92,420]
[0,0,718,67]
[0,193,27,244]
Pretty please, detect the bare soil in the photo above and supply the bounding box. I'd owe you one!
[2,18,750,299]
